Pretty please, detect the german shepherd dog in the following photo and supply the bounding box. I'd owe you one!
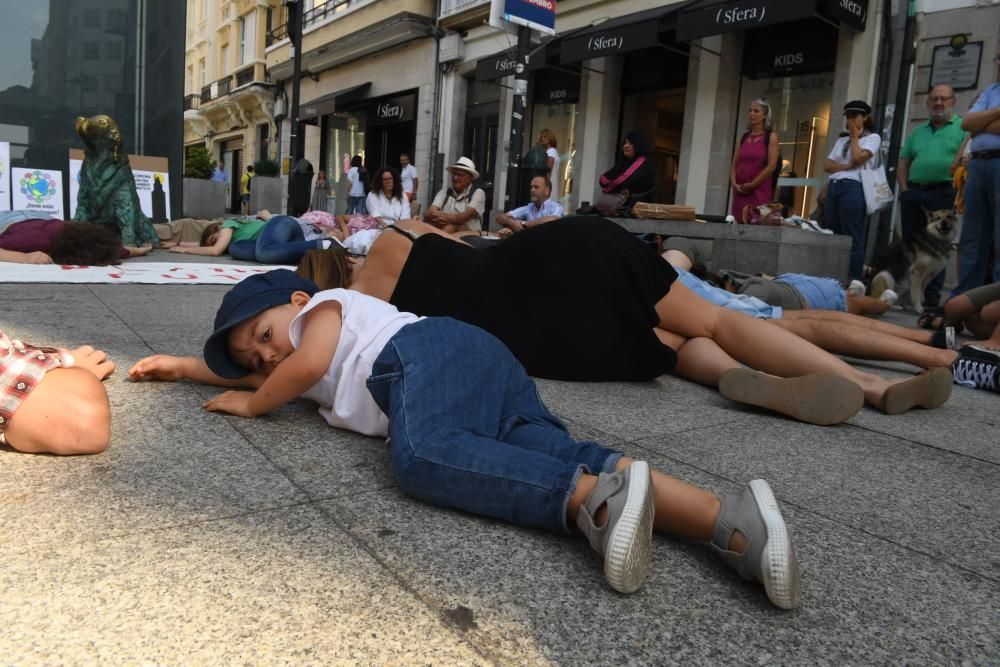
[868,207,957,313]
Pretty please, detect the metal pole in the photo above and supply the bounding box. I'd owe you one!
[286,0,303,212]
[504,24,530,211]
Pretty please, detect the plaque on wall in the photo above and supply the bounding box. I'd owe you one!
[929,36,983,91]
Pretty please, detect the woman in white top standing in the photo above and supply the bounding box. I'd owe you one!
[365,166,410,225]
[539,128,560,197]
[824,100,881,282]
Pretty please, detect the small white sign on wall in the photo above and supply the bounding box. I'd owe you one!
[11,167,64,217]
[0,141,10,211]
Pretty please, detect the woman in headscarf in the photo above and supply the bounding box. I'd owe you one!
[593,130,655,216]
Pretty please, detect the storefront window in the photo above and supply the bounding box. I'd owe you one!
[530,102,577,206]
[738,72,835,218]
[324,112,366,189]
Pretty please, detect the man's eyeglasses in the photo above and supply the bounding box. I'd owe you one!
[928,96,954,103]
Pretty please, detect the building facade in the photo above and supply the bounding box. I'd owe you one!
[264,0,436,214]
[184,0,281,213]
[437,0,881,220]
[0,0,185,215]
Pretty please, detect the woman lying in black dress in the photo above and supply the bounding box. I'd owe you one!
[296,216,952,424]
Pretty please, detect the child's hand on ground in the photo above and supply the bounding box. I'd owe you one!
[203,390,254,417]
[128,355,189,382]
[68,345,116,381]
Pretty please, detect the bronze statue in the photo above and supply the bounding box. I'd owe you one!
[74,115,159,248]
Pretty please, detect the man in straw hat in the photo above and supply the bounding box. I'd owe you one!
[424,156,486,233]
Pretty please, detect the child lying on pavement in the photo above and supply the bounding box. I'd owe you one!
[128,270,801,607]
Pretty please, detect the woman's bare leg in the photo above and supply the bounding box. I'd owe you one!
[966,301,1000,346]
[654,282,951,412]
[655,328,864,424]
[846,295,890,315]
[770,317,957,368]
[781,309,934,344]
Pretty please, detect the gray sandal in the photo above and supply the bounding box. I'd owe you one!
[711,479,801,609]
[576,461,655,593]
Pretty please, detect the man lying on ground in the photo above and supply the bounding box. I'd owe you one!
[1,331,113,455]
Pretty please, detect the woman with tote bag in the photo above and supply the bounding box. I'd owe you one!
[823,100,882,281]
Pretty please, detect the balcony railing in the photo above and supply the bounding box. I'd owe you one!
[235,66,255,87]
[266,0,363,46]
[217,76,232,96]
[183,93,200,111]
[200,85,211,103]
[439,0,488,18]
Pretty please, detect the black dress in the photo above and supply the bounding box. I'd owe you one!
[388,217,678,381]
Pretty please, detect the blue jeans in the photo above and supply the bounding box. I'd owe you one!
[347,196,366,215]
[774,274,846,311]
[366,318,621,535]
[825,178,867,281]
[899,186,956,302]
[953,158,1000,297]
[228,215,321,264]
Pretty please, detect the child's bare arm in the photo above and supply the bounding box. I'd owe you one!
[129,355,265,388]
[204,302,342,417]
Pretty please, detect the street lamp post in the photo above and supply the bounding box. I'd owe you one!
[285,0,304,213]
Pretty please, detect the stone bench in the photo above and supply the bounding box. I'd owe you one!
[608,218,851,284]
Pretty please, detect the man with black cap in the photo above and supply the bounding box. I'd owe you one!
[953,51,1000,297]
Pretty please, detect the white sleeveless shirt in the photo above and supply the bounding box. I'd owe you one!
[288,289,423,436]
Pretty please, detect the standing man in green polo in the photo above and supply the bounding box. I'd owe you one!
[896,83,969,307]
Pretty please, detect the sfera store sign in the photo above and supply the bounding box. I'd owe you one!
[367,93,415,127]
[677,0,868,42]
[677,1,817,41]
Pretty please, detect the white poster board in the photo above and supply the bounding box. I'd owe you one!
[11,167,64,217]
[69,151,171,221]
[0,141,10,211]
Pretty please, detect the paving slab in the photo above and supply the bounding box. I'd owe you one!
[636,418,1000,579]
[0,504,487,665]
[1,257,998,663]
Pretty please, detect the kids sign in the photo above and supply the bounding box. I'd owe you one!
[490,0,556,36]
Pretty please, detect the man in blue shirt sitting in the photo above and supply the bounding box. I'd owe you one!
[496,176,564,235]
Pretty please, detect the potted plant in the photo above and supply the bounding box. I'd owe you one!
[249,157,282,215]
[182,145,226,219]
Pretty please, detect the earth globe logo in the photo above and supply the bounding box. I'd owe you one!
[19,170,57,205]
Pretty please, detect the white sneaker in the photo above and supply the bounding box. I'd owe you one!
[847,280,866,297]
[880,289,899,306]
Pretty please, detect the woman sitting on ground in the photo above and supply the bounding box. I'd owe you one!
[168,213,335,265]
[295,215,952,424]
[365,166,411,226]
[0,219,152,265]
[588,131,655,216]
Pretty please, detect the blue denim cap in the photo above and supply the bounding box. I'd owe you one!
[203,269,318,379]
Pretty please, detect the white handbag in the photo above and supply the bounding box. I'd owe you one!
[860,149,893,215]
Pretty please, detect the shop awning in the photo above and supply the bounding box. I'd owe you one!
[476,45,549,82]
[299,82,372,121]
[558,3,696,64]
[676,0,868,42]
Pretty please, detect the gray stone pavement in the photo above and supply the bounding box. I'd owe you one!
[1,252,998,664]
